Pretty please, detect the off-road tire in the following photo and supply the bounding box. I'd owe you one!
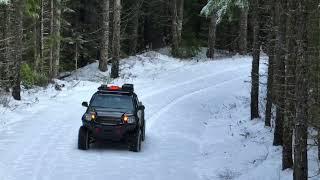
[141,122,146,141]
[129,129,142,152]
[78,126,89,150]
[141,111,146,141]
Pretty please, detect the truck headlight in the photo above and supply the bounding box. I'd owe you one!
[85,112,96,121]
[123,115,135,124]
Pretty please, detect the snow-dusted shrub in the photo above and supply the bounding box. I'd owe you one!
[21,64,48,88]
[170,32,201,59]
[0,93,10,108]
[34,73,48,87]
[201,0,249,22]
[143,51,160,59]
[103,75,113,84]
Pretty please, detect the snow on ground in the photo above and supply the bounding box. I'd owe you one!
[0,51,319,180]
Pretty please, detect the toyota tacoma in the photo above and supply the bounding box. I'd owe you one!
[78,84,145,152]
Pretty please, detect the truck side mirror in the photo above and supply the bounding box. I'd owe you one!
[138,105,145,110]
[82,101,89,107]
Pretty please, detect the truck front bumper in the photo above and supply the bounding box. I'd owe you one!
[83,121,136,141]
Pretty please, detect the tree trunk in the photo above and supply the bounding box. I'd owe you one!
[34,18,40,72]
[1,4,9,89]
[206,11,216,59]
[305,0,320,162]
[0,4,6,87]
[4,3,12,91]
[11,0,24,100]
[111,0,121,78]
[273,0,286,147]
[39,0,44,73]
[74,40,79,80]
[239,7,248,55]
[171,0,179,56]
[282,0,295,170]
[315,3,320,162]
[250,0,260,120]
[128,0,141,55]
[265,0,276,127]
[265,54,273,127]
[293,0,308,179]
[318,130,320,160]
[49,0,54,78]
[177,0,184,43]
[99,0,109,72]
[52,0,61,78]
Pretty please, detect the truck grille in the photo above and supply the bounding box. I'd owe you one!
[95,117,121,125]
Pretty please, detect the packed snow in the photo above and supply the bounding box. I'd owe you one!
[0,51,319,180]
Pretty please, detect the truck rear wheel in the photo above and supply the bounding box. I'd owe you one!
[141,112,146,141]
[141,122,146,141]
[78,126,89,150]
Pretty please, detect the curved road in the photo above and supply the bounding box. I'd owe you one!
[0,57,252,180]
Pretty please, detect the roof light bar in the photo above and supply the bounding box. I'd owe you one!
[97,84,134,92]
[109,85,121,90]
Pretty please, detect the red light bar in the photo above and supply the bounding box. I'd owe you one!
[108,85,121,90]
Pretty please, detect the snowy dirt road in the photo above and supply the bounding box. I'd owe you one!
[0,53,294,180]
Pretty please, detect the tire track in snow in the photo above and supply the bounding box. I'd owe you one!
[2,95,83,180]
[0,56,253,180]
[31,94,87,180]
[6,109,63,180]
[146,75,248,130]
[140,64,250,100]
[4,118,56,180]
[31,116,68,180]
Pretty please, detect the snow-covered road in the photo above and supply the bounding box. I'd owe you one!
[0,53,299,180]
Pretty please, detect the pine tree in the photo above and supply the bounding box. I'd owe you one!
[207,11,217,58]
[201,0,249,57]
[281,0,294,169]
[128,0,142,55]
[111,0,121,78]
[273,0,287,147]
[250,0,260,120]
[293,0,308,177]
[264,0,275,127]
[11,0,25,100]
[99,0,109,72]
[39,0,44,72]
[239,6,248,55]
[51,0,61,78]
[171,0,179,56]
[0,2,10,90]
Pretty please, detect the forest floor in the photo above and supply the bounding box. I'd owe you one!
[0,51,318,180]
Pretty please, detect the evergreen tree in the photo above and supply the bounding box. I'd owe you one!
[11,0,25,100]
[111,0,121,78]
[250,0,260,120]
[99,0,109,72]
[201,0,249,58]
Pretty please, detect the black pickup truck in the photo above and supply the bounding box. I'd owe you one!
[78,84,145,152]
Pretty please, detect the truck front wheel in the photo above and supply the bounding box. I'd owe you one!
[129,129,142,152]
[78,126,89,150]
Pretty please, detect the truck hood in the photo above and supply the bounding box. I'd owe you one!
[93,108,133,118]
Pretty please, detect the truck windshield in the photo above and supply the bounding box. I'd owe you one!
[90,94,134,111]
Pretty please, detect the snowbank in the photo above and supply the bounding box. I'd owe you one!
[0,51,318,180]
